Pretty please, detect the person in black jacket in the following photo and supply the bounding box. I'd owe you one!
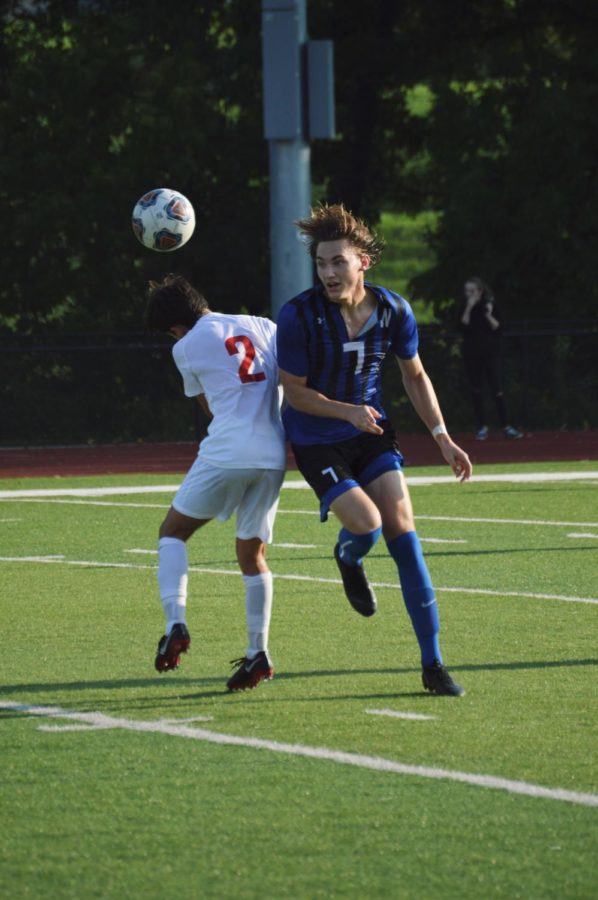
[459,277,522,440]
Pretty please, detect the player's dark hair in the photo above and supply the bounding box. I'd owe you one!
[295,203,385,264]
[145,274,209,332]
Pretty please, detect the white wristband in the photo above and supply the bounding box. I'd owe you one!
[431,424,448,437]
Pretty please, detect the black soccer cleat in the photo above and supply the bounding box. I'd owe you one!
[155,623,191,673]
[334,543,377,617]
[422,660,465,697]
[226,651,274,692]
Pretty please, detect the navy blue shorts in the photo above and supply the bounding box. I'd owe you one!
[291,420,403,521]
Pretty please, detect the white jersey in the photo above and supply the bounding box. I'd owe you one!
[172,312,286,470]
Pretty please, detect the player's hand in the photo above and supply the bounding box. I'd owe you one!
[348,405,384,434]
[438,438,472,483]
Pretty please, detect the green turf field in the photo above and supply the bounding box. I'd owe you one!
[1,463,597,899]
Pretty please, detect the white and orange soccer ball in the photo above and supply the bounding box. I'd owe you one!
[132,188,195,252]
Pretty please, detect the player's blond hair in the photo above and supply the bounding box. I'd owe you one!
[295,203,385,264]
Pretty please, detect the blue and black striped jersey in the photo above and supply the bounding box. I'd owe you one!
[276,282,419,445]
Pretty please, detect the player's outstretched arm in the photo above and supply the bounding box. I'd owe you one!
[397,355,472,483]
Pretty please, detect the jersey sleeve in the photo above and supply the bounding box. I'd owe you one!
[172,341,204,398]
[257,317,278,355]
[392,298,419,359]
[276,302,308,376]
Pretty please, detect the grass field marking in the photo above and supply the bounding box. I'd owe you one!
[38,723,115,732]
[273,542,318,549]
[38,714,214,733]
[0,485,181,499]
[1,554,66,562]
[2,701,597,809]
[366,709,438,721]
[1,554,597,605]
[5,497,598,530]
[427,472,598,484]
[1,469,597,501]
[416,514,598,528]
[432,585,598,605]
[0,555,151,570]
[2,498,170,509]
[157,715,214,724]
[568,533,598,539]
[420,537,467,544]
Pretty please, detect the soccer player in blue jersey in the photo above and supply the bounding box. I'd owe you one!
[276,204,472,696]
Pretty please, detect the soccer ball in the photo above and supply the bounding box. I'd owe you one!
[132,188,195,252]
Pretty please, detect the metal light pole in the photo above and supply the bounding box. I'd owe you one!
[261,0,335,319]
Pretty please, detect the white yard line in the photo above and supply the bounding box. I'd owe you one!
[0,469,597,500]
[1,701,596,808]
[131,541,459,552]
[420,537,467,544]
[3,497,597,530]
[280,510,598,528]
[38,714,214,732]
[366,708,438,722]
[0,485,182,498]
[273,542,318,549]
[1,498,170,509]
[428,585,598,605]
[0,554,596,605]
[416,514,598,528]
[2,554,66,562]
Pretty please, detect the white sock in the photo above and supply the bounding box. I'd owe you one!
[157,537,188,633]
[243,571,273,658]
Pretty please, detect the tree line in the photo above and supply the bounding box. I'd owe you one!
[0,0,595,441]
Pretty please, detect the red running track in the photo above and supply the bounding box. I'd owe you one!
[0,431,596,478]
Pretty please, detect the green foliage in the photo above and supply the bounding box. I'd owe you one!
[310,0,598,323]
[2,0,596,329]
[0,0,268,336]
[0,0,596,440]
[371,211,439,323]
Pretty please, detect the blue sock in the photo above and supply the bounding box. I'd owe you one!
[386,531,442,666]
[338,526,382,565]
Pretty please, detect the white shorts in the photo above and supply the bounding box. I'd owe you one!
[172,459,284,543]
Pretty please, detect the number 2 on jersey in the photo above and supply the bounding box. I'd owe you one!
[224,335,266,383]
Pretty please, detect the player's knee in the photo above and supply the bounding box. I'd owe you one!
[336,501,381,534]
[236,538,267,575]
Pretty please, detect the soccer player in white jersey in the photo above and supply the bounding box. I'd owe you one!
[145,275,286,691]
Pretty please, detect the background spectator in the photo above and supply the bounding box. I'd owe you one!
[459,277,523,440]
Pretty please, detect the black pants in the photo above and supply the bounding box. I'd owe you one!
[463,350,508,428]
